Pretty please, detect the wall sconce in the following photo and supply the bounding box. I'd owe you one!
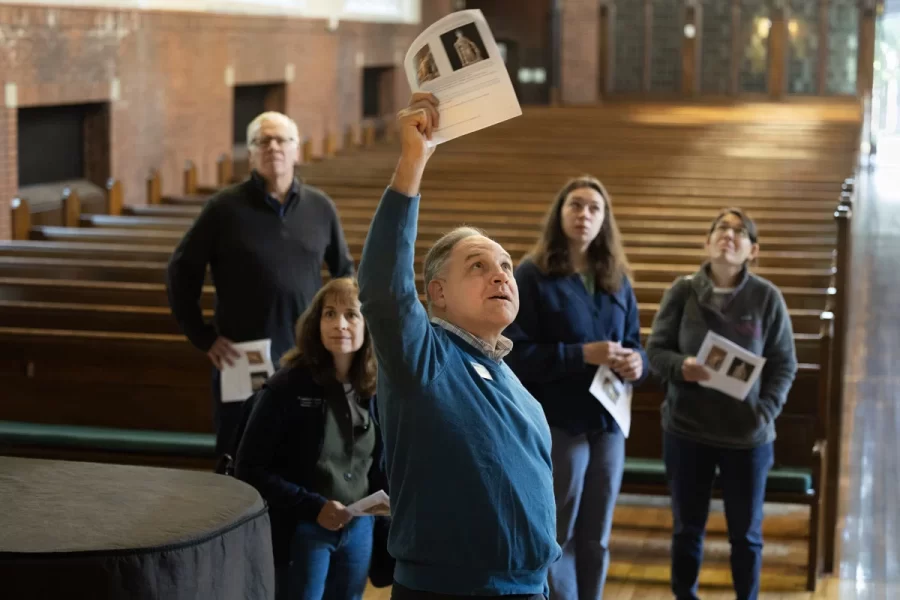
[517,68,547,84]
[684,24,696,39]
[787,19,799,36]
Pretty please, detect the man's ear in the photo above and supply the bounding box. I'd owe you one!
[427,279,447,309]
[748,242,760,262]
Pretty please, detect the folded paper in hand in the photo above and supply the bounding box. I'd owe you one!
[347,490,391,517]
[589,365,633,438]
[403,9,521,146]
[695,331,766,401]
[220,339,275,403]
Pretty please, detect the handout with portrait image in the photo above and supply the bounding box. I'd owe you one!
[220,338,275,403]
[347,490,391,517]
[403,8,521,146]
[695,331,766,401]
[589,365,632,438]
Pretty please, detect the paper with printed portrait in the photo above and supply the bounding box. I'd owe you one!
[695,331,766,401]
[403,9,521,146]
[347,490,391,517]
[589,365,633,438]
[220,338,275,403]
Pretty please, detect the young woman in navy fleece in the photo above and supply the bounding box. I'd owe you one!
[234,277,387,600]
[504,176,648,600]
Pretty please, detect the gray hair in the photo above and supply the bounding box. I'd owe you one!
[246,111,300,147]
[423,226,486,314]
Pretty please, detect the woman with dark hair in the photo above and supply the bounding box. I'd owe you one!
[503,175,648,600]
[646,208,797,600]
[235,277,385,600]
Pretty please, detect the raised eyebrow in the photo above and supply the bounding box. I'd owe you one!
[465,248,512,263]
[569,196,602,208]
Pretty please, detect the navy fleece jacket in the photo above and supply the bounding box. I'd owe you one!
[503,258,649,435]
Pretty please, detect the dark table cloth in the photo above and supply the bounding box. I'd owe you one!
[0,456,273,599]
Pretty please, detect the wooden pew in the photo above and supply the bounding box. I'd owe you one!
[11,198,30,241]
[106,179,123,216]
[822,188,854,572]
[0,327,211,432]
[0,276,215,309]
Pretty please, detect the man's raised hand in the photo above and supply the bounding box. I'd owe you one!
[398,92,440,162]
[391,92,440,197]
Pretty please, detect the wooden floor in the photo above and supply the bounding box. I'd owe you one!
[360,138,899,600]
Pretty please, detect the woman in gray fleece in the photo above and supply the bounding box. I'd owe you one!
[646,208,797,600]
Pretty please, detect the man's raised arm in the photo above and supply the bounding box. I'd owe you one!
[357,94,445,386]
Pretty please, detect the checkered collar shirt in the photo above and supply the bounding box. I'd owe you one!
[430,317,513,363]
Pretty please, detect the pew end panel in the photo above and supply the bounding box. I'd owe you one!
[11,198,31,241]
[105,179,123,216]
[343,123,359,153]
[61,188,81,228]
[183,160,198,196]
[302,137,314,163]
[217,154,234,188]
[823,200,854,571]
[146,169,162,205]
[324,131,337,159]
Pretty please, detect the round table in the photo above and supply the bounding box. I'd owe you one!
[0,456,273,599]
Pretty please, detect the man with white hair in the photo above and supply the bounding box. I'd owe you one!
[357,92,560,600]
[167,111,354,455]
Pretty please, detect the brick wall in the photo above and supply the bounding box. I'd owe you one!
[0,108,14,240]
[561,0,600,104]
[0,3,457,239]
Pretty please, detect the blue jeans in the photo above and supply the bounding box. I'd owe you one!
[547,426,625,600]
[276,515,374,600]
[664,431,774,600]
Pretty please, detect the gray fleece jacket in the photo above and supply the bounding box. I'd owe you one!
[646,263,798,449]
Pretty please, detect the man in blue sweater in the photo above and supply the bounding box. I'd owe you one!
[357,93,561,600]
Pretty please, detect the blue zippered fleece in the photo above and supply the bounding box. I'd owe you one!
[357,187,561,596]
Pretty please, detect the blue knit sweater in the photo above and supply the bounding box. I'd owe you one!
[357,187,561,596]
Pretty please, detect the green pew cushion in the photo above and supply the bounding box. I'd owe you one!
[622,458,813,495]
[0,420,216,458]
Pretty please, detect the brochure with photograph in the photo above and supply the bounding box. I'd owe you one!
[695,331,766,401]
[589,365,633,438]
[403,9,521,146]
[220,339,275,403]
[347,490,391,517]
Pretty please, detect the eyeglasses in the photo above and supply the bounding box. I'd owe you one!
[714,223,750,239]
[251,135,297,148]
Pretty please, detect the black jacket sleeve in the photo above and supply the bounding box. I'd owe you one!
[234,387,329,522]
[166,200,219,352]
[324,197,355,278]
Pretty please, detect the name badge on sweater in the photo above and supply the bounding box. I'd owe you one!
[471,362,493,380]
